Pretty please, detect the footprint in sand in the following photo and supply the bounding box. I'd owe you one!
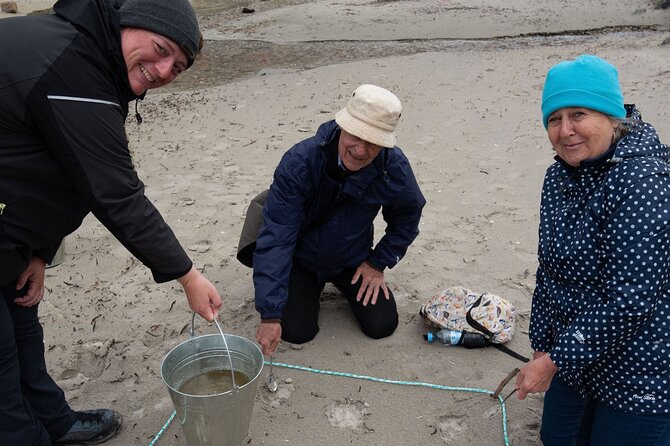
[436,414,467,443]
[325,399,372,433]
[57,340,114,390]
[174,197,196,206]
[187,240,211,253]
[259,381,294,408]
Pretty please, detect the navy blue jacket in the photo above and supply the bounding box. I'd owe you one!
[0,0,192,284]
[530,106,670,413]
[253,120,425,319]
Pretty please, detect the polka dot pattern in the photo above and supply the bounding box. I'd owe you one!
[530,107,670,414]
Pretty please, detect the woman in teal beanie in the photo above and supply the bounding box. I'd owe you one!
[516,54,670,445]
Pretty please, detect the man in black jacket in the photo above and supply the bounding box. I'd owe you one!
[0,0,222,444]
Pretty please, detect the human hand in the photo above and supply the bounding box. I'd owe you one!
[14,256,46,307]
[352,261,389,306]
[515,352,558,400]
[177,266,222,322]
[256,321,282,355]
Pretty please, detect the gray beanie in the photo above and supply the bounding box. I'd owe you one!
[119,0,201,67]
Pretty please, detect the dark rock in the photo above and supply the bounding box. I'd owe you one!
[656,0,670,8]
[1,1,18,13]
[242,7,255,13]
[662,37,670,45]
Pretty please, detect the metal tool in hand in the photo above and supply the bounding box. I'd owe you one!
[501,388,517,404]
[266,355,278,392]
[492,367,519,400]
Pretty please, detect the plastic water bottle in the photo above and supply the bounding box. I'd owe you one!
[423,329,490,348]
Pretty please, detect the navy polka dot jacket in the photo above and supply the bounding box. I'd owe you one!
[530,106,670,414]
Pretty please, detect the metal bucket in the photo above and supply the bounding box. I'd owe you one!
[160,316,264,446]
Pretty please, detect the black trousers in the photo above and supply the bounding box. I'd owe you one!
[280,262,399,344]
[0,284,74,446]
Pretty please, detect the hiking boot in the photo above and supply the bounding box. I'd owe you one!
[54,409,123,445]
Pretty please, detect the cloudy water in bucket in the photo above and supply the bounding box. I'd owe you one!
[178,369,250,396]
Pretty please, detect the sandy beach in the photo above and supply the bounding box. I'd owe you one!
[3,0,670,445]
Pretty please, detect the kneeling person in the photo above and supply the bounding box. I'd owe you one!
[253,84,426,355]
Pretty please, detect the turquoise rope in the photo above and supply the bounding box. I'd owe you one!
[149,361,511,446]
[148,409,175,446]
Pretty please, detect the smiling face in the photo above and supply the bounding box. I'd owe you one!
[120,28,188,95]
[337,129,383,171]
[546,107,618,167]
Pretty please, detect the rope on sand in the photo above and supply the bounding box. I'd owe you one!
[148,409,175,446]
[149,361,512,446]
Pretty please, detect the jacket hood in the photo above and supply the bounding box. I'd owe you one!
[314,119,340,147]
[613,105,669,162]
[54,0,137,104]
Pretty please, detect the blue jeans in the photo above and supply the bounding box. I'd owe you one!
[0,284,74,446]
[541,377,670,446]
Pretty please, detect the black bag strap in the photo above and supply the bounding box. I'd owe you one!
[301,194,349,235]
[236,190,349,268]
[491,343,530,363]
[465,295,496,339]
[466,294,530,363]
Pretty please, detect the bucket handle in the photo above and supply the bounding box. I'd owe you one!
[190,312,239,392]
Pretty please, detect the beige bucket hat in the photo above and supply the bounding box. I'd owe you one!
[335,84,402,148]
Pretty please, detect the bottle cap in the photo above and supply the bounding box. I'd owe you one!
[423,332,434,342]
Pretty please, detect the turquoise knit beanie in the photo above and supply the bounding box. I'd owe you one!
[541,54,626,128]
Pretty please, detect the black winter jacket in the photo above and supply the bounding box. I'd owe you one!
[0,0,192,284]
